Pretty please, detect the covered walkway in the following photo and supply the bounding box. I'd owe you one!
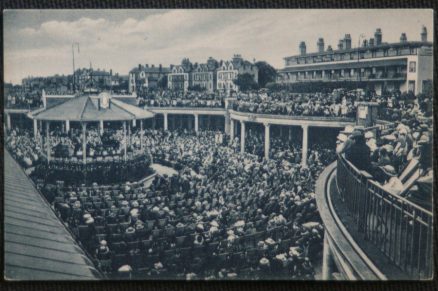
[4,150,101,280]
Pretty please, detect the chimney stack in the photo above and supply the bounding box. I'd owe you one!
[344,34,352,49]
[421,26,427,42]
[369,38,375,47]
[327,45,333,52]
[317,38,325,53]
[400,33,407,43]
[337,39,344,50]
[362,39,368,47]
[299,41,307,55]
[374,28,382,45]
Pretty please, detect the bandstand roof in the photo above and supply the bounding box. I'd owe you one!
[30,94,154,122]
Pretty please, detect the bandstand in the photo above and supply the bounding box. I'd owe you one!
[26,92,154,185]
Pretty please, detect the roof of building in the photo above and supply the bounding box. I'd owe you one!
[284,41,433,61]
[4,151,101,280]
[31,93,154,122]
[279,58,408,73]
[130,65,170,74]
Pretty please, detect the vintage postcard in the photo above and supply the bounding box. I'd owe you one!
[3,9,434,281]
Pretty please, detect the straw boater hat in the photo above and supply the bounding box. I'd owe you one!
[259,257,270,266]
[380,165,397,177]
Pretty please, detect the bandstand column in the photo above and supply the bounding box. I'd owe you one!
[33,119,38,139]
[302,125,309,167]
[123,121,127,161]
[46,121,51,162]
[140,120,144,150]
[82,122,87,165]
[99,120,104,135]
[163,113,168,131]
[128,122,131,146]
[194,114,199,133]
[288,127,292,141]
[66,120,70,133]
[240,121,246,153]
[264,123,270,160]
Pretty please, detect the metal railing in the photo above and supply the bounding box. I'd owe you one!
[336,154,433,279]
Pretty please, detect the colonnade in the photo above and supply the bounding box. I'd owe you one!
[230,119,310,166]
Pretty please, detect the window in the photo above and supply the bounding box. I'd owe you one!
[409,61,416,73]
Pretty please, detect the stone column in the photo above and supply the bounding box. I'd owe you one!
[302,125,309,167]
[264,123,270,160]
[322,234,334,280]
[240,121,246,153]
[194,113,199,133]
[66,120,70,133]
[224,114,230,134]
[230,118,234,139]
[99,120,104,135]
[123,121,127,161]
[163,113,168,131]
[33,119,38,139]
[6,113,11,131]
[46,121,51,162]
[288,127,292,141]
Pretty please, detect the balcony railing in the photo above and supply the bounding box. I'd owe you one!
[336,154,433,279]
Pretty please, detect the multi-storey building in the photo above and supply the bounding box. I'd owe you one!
[217,54,259,93]
[168,58,193,92]
[277,26,433,95]
[191,57,219,92]
[128,64,170,93]
[75,68,114,91]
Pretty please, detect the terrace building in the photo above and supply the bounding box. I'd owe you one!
[168,58,193,92]
[191,57,219,93]
[277,27,433,95]
[128,64,170,93]
[217,54,259,93]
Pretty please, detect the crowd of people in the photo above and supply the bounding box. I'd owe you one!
[31,129,336,279]
[337,109,432,208]
[5,92,43,109]
[5,127,152,185]
[138,91,225,108]
[232,90,357,118]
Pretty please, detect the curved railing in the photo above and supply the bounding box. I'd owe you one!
[336,154,433,279]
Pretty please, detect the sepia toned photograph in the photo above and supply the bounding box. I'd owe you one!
[3,9,434,281]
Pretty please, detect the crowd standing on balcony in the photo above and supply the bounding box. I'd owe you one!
[138,90,225,108]
[232,90,357,118]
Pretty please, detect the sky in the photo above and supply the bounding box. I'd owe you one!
[3,9,434,84]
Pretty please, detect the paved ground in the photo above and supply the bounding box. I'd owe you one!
[150,163,178,177]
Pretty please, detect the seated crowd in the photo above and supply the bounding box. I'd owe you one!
[35,129,334,280]
[337,110,432,206]
[5,127,152,185]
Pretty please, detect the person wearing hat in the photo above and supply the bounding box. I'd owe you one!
[343,130,372,172]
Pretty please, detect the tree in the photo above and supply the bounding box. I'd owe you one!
[157,76,168,89]
[255,61,277,88]
[233,73,259,92]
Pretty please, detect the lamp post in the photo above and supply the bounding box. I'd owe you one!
[72,42,80,93]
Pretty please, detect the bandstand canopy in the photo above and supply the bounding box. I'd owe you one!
[29,93,154,122]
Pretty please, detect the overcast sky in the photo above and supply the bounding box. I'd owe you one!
[4,9,433,84]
